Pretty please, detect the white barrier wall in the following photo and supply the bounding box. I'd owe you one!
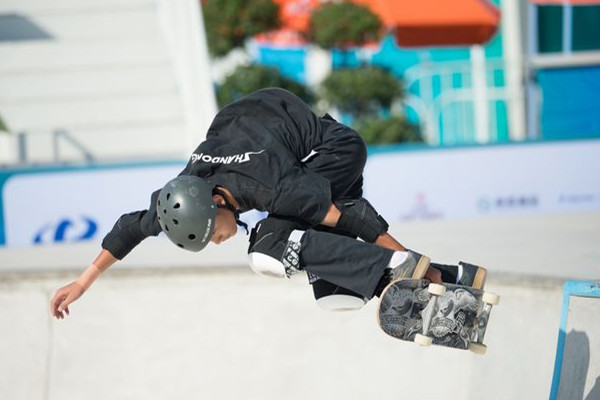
[1,139,599,276]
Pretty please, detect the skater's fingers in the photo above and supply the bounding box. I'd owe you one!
[51,291,67,317]
[51,282,85,319]
[57,293,75,314]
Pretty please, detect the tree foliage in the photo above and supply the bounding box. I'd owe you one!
[0,112,8,132]
[217,65,314,107]
[355,116,422,145]
[320,67,402,117]
[203,0,418,146]
[308,2,382,49]
[203,0,280,57]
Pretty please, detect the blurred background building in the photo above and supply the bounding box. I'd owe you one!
[0,0,216,164]
[0,0,599,165]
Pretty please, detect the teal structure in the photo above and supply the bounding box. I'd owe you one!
[550,280,600,400]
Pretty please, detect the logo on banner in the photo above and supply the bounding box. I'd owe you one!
[558,193,598,206]
[400,193,443,221]
[478,195,539,213]
[33,216,98,245]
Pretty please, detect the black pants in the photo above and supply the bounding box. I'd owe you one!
[247,115,394,299]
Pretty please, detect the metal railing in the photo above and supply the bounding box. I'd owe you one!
[16,129,95,164]
[402,56,525,146]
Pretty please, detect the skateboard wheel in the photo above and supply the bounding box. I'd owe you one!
[427,283,447,297]
[482,292,500,306]
[469,343,487,355]
[414,334,433,347]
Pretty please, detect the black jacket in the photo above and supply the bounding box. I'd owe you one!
[102,88,333,259]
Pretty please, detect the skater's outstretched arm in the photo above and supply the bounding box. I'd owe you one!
[50,249,117,319]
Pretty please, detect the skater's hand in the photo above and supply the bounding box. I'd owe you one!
[425,267,442,283]
[51,282,85,319]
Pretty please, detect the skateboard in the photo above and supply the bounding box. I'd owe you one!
[377,278,499,354]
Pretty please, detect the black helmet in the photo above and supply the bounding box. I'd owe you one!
[156,176,216,252]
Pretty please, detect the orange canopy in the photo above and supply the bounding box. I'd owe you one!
[256,0,501,48]
[356,0,501,47]
[254,0,318,46]
[271,0,319,32]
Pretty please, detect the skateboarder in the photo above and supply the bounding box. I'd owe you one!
[51,88,474,319]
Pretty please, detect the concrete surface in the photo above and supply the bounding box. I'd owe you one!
[1,211,598,400]
[0,269,564,400]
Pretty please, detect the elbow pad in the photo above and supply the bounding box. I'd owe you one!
[335,198,389,243]
[101,212,147,259]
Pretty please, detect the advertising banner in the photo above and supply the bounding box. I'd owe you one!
[2,164,182,247]
[363,139,600,223]
[1,139,599,250]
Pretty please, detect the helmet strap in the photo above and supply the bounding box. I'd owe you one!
[213,187,249,234]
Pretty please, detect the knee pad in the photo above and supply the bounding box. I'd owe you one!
[316,294,367,312]
[247,252,287,278]
[335,198,389,243]
[247,217,306,279]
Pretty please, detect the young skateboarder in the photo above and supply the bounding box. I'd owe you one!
[51,88,478,319]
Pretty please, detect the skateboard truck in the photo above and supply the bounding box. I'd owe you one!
[468,292,500,355]
[414,283,447,347]
[378,276,500,354]
[414,284,500,355]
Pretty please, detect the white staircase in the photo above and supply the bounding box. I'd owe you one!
[0,0,215,164]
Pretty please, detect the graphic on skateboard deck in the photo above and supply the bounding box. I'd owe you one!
[377,278,499,354]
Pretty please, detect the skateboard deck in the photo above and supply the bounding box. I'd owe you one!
[377,278,499,354]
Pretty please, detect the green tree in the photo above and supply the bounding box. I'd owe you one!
[203,0,280,57]
[0,112,8,133]
[307,2,382,50]
[217,65,314,107]
[320,67,402,118]
[355,116,422,145]
[321,67,421,145]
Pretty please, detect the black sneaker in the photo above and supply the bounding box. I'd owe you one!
[457,261,487,289]
[373,251,430,298]
[389,250,431,281]
[430,263,459,284]
[374,269,393,298]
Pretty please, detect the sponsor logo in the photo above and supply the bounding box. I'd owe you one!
[478,195,539,213]
[33,216,98,244]
[400,193,443,221]
[558,193,598,205]
[190,150,265,165]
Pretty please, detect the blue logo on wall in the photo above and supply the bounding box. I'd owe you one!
[33,216,98,244]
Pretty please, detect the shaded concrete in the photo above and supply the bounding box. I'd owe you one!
[558,296,600,400]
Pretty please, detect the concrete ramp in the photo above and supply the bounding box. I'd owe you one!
[551,281,600,400]
[0,270,567,400]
